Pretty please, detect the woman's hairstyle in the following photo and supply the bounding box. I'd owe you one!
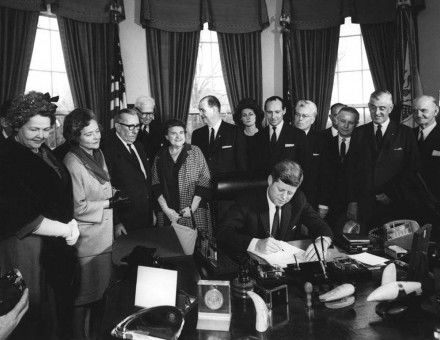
[6,91,57,132]
[233,98,264,130]
[63,108,97,146]
[163,118,186,136]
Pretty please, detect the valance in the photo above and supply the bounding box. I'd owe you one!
[48,0,124,23]
[141,0,269,33]
[0,0,43,12]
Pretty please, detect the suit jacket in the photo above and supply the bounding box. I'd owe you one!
[64,151,113,258]
[255,122,311,176]
[216,188,332,259]
[136,119,163,162]
[102,131,153,230]
[414,124,440,200]
[347,121,420,224]
[191,120,247,176]
[303,130,325,208]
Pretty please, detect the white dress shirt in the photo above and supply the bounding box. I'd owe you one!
[419,121,437,140]
[373,118,390,135]
[116,132,147,178]
[208,119,222,141]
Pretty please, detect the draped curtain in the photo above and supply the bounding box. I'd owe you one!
[283,26,340,130]
[58,16,113,137]
[145,29,200,121]
[217,31,263,111]
[0,6,38,105]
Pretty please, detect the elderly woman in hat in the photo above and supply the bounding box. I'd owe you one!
[0,91,79,339]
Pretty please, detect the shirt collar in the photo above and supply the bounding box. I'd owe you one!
[421,121,437,138]
[210,119,222,135]
[373,118,390,134]
[270,120,284,133]
[116,131,132,148]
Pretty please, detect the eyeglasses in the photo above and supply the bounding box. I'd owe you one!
[117,122,141,131]
[294,112,314,119]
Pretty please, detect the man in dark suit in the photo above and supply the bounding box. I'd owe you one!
[413,95,440,239]
[191,95,247,177]
[217,160,333,261]
[346,90,420,233]
[135,96,163,162]
[319,107,359,235]
[293,99,323,208]
[255,96,310,176]
[102,108,153,233]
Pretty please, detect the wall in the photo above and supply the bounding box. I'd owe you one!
[119,0,282,105]
[418,0,440,98]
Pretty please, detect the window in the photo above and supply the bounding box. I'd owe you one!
[187,23,231,139]
[330,17,375,126]
[25,15,74,148]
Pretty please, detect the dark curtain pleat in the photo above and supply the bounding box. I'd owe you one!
[217,31,263,110]
[360,23,395,93]
[0,6,38,105]
[283,26,340,130]
[146,28,200,122]
[58,16,113,137]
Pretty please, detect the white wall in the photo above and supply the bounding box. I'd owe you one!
[120,0,282,105]
[119,0,150,104]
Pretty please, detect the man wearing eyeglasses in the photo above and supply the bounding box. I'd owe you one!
[293,100,323,210]
[135,96,163,162]
[255,96,310,179]
[102,108,154,234]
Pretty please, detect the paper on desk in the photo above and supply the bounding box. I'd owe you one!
[248,240,306,268]
[135,266,177,308]
[348,252,389,267]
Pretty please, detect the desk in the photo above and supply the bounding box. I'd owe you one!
[102,231,438,340]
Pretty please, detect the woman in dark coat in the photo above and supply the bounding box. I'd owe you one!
[0,91,79,339]
[233,98,264,170]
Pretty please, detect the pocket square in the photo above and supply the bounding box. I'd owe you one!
[285,143,295,148]
[432,150,440,157]
[222,145,232,149]
[313,153,320,156]
[393,147,403,151]
[291,225,297,230]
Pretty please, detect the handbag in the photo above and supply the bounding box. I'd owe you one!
[172,211,198,255]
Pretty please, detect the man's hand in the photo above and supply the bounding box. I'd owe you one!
[165,208,180,223]
[0,288,29,340]
[318,206,329,219]
[65,219,80,246]
[255,238,282,254]
[180,207,191,218]
[376,193,391,205]
[304,238,330,262]
[114,223,127,238]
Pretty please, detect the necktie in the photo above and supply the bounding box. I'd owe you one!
[418,129,424,146]
[127,144,141,170]
[340,138,346,161]
[209,128,215,146]
[376,124,383,149]
[270,126,277,147]
[271,206,280,238]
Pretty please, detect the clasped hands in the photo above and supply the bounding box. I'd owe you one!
[165,206,193,223]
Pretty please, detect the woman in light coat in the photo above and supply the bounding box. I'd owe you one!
[63,108,128,339]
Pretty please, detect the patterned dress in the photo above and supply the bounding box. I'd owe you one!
[152,144,212,237]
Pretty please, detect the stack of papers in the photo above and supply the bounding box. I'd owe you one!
[248,241,306,268]
[347,252,389,267]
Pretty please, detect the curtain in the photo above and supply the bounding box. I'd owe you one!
[146,28,200,122]
[58,16,113,137]
[360,23,395,93]
[0,6,38,105]
[283,26,340,130]
[217,31,262,110]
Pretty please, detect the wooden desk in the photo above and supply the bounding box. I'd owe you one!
[102,233,438,340]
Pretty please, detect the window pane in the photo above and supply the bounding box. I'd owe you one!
[361,37,370,70]
[25,70,51,93]
[197,44,213,77]
[331,76,338,104]
[340,17,360,36]
[49,17,59,31]
[338,36,362,71]
[51,31,66,72]
[30,29,51,70]
[52,72,74,112]
[37,16,50,29]
[338,72,363,104]
[362,70,375,103]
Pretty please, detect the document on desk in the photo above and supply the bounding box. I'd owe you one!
[348,252,389,267]
[248,241,306,268]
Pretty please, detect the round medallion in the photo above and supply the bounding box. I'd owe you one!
[204,286,224,310]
